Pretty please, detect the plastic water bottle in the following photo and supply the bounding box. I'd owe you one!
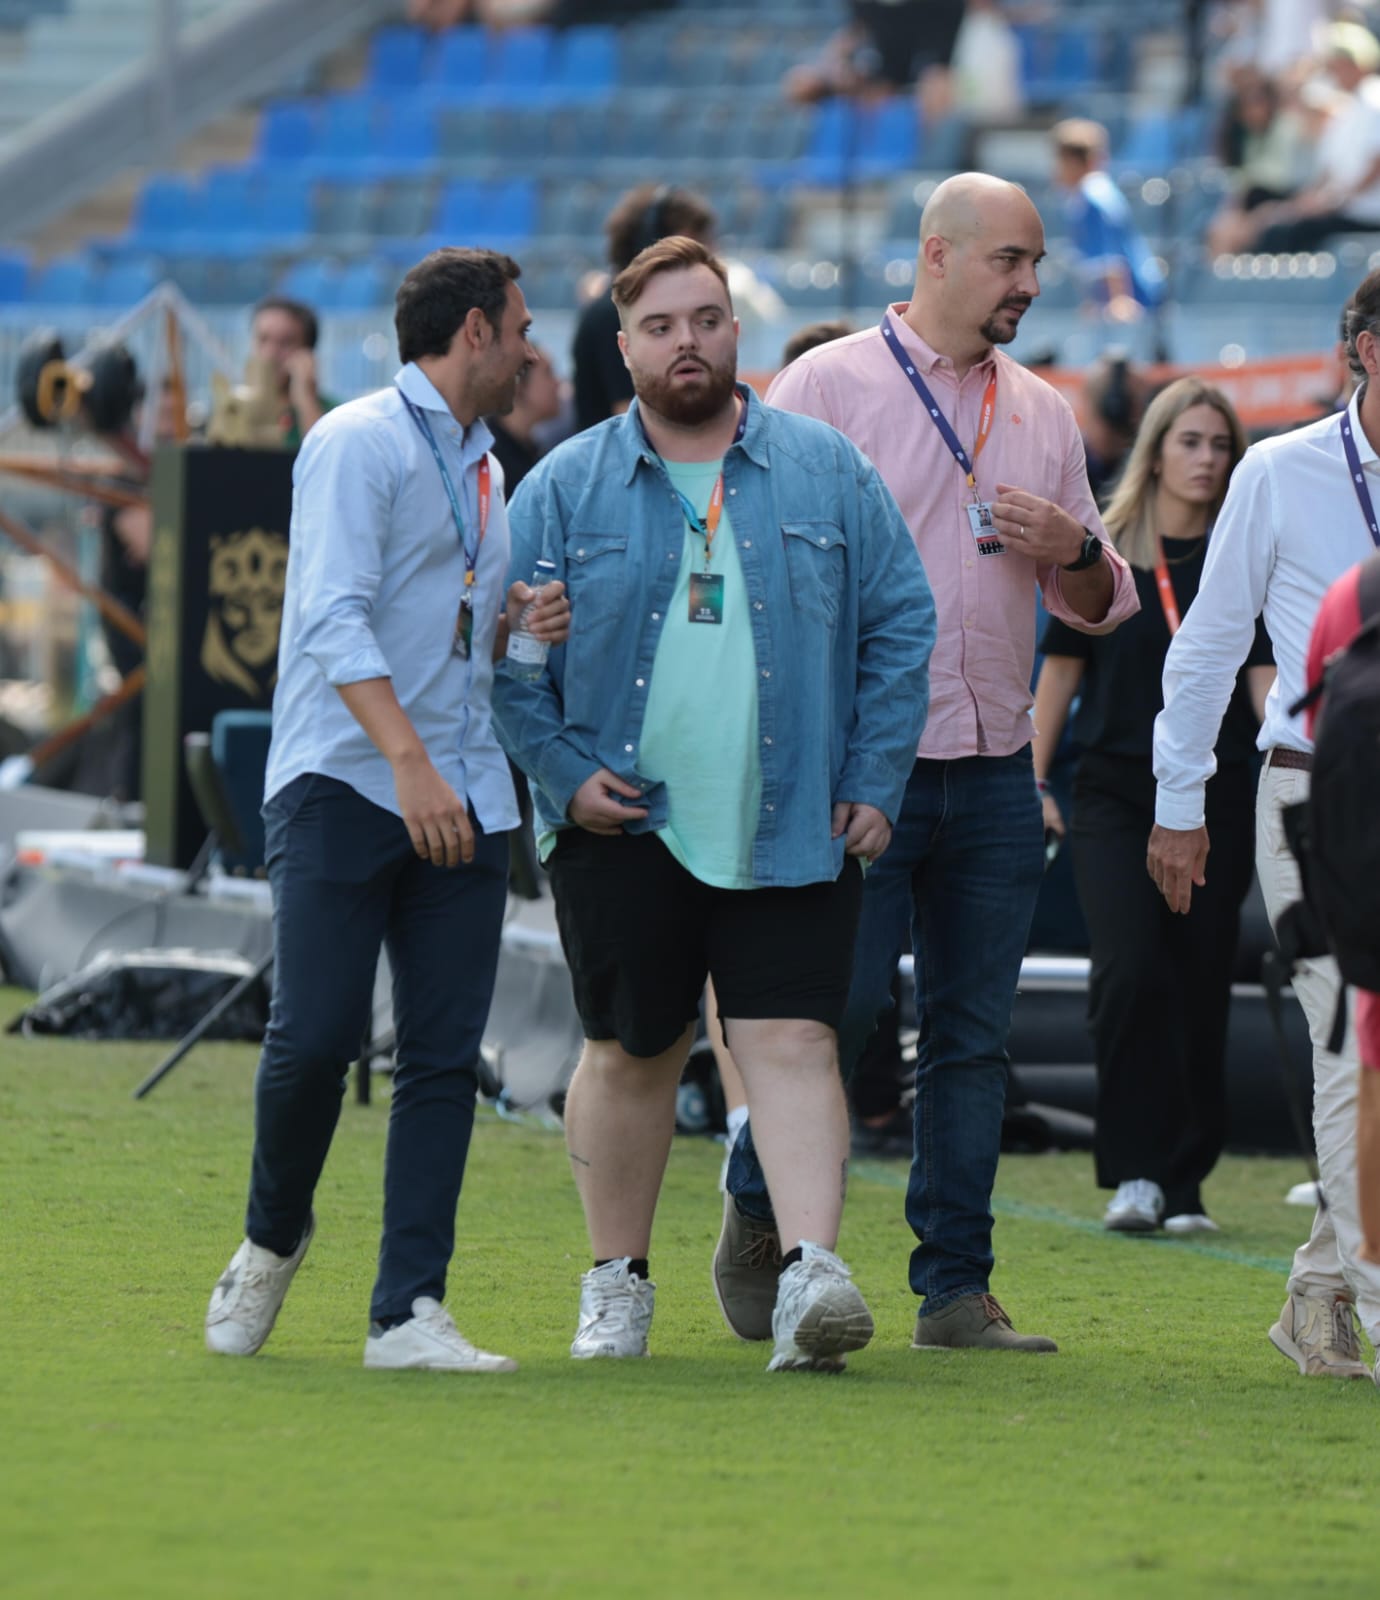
[505,558,557,681]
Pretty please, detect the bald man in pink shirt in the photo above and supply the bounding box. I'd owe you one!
[718,174,1138,1355]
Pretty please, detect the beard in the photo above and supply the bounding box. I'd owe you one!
[631,351,739,425]
[979,299,1032,346]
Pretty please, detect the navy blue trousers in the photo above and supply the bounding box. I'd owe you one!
[245,774,509,1322]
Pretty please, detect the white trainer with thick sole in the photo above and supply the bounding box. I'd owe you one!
[206,1214,315,1356]
[364,1297,517,1372]
[767,1242,874,1373]
[571,1258,655,1359]
[1103,1179,1165,1233]
[1268,1291,1370,1379]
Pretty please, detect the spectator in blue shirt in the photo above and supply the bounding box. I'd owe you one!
[204,248,569,1374]
[1053,119,1166,327]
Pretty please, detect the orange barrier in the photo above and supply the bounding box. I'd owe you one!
[745,353,1339,431]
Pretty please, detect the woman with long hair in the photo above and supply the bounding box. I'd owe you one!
[1032,378,1275,1234]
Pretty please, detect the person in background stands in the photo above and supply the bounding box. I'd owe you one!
[726,173,1140,1357]
[493,235,935,1373]
[1080,350,1148,502]
[1149,270,1380,1382]
[1033,379,1273,1235]
[780,320,856,369]
[205,249,569,1373]
[249,296,335,450]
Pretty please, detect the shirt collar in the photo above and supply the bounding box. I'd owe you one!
[1347,385,1379,469]
[394,363,494,460]
[617,382,767,484]
[884,303,997,380]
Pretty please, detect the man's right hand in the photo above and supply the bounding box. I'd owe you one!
[393,750,473,867]
[569,769,649,835]
[1147,823,1209,915]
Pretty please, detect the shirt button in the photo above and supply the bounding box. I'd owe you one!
[729,487,737,495]
[762,736,773,746]
[742,540,751,548]
[765,803,775,812]
[652,611,661,620]
[753,601,764,611]
[624,743,634,753]
[760,669,770,678]
[965,559,973,569]
[818,536,827,546]
[576,547,585,557]
[667,552,677,560]
[635,677,645,688]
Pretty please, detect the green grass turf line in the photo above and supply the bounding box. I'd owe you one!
[2,998,1378,1598]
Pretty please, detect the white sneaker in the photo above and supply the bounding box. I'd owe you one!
[1103,1179,1164,1233]
[364,1297,517,1372]
[571,1258,655,1359]
[1163,1212,1220,1235]
[1285,1180,1322,1207]
[205,1215,314,1356]
[767,1242,874,1373]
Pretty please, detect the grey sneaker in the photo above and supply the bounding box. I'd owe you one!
[912,1292,1058,1353]
[571,1258,655,1359]
[1268,1292,1370,1379]
[767,1242,874,1373]
[365,1298,517,1373]
[205,1214,314,1356]
[712,1193,782,1341]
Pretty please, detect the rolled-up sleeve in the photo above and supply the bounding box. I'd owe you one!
[1037,410,1140,635]
[291,414,398,687]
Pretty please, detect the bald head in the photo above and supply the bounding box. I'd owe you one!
[918,173,1041,250]
[905,173,1046,367]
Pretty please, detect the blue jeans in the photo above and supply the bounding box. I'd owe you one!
[245,774,509,1323]
[727,751,1044,1308]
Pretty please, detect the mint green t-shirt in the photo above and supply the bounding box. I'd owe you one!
[638,458,762,889]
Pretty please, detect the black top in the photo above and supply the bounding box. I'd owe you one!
[487,419,541,496]
[1041,535,1273,805]
[572,291,633,434]
[852,0,964,86]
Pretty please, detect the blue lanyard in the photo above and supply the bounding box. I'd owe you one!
[1338,399,1380,548]
[879,314,996,490]
[640,386,749,538]
[397,386,485,576]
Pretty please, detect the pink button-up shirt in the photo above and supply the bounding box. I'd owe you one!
[766,304,1139,760]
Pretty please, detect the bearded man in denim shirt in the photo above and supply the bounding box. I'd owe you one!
[493,236,935,1374]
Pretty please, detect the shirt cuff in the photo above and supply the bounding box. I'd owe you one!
[323,646,392,688]
[1154,784,1207,832]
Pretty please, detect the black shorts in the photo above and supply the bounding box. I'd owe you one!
[546,829,864,1059]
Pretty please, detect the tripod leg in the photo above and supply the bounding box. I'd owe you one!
[132,950,273,1100]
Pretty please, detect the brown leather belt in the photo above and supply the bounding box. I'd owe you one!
[1267,747,1313,772]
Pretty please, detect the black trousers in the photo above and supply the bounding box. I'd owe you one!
[1071,763,1256,1216]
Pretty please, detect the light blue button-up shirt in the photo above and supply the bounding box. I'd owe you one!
[493,388,935,888]
[264,363,519,831]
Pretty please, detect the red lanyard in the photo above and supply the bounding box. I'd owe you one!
[966,377,998,494]
[465,456,491,591]
[1153,540,1182,635]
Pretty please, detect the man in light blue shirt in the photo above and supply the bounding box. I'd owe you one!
[206,248,569,1373]
[493,235,935,1374]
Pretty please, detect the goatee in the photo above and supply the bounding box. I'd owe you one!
[632,356,739,426]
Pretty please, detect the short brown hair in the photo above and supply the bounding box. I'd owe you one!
[611,236,732,325]
[1343,267,1380,376]
[1052,118,1108,165]
[605,184,716,272]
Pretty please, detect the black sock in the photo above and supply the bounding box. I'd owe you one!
[373,1312,412,1331]
[781,1246,803,1270]
[594,1257,649,1279]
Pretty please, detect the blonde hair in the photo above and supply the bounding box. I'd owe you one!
[1100,377,1247,570]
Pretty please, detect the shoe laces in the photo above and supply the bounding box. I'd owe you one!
[582,1272,647,1334]
[1326,1297,1361,1361]
[738,1227,783,1272]
[1120,1179,1162,1212]
[976,1294,1013,1330]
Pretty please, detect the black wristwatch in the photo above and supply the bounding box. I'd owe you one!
[1063,529,1104,572]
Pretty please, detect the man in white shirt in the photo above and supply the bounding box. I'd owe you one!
[1149,271,1380,1383]
[203,248,569,1373]
[1257,24,1380,253]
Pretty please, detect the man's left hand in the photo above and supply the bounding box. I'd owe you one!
[284,348,319,408]
[991,485,1085,567]
[832,801,891,862]
[505,578,570,643]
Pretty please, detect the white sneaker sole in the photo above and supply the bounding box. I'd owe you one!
[363,1349,517,1373]
[1267,1320,1369,1380]
[768,1284,874,1373]
[570,1344,651,1361]
[1103,1212,1160,1233]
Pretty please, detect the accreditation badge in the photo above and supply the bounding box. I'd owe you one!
[453,594,474,658]
[966,500,1005,558]
[688,571,724,625]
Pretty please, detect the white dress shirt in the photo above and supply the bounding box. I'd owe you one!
[264,362,519,831]
[1153,388,1380,830]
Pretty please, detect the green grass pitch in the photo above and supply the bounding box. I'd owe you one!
[3,986,1377,1598]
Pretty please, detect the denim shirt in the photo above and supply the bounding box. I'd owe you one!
[492,387,936,888]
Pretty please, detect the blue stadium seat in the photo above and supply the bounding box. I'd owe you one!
[0,249,28,302]
[309,96,377,178]
[374,178,437,238]
[424,26,490,101]
[475,26,555,106]
[29,254,98,305]
[128,174,203,253]
[332,259,390,310]
[800,99,862,186]
[1117,113,1176,175]
[97,255,159,308]
[274,258,334,307]
[366,25,429,93]
[366,102,438,177]
[856,97,918,178]
[311,180,373,245]
[550,25,618,102]
[201,167,259,254]
[252,172,311,250]
[257,101,317,168]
